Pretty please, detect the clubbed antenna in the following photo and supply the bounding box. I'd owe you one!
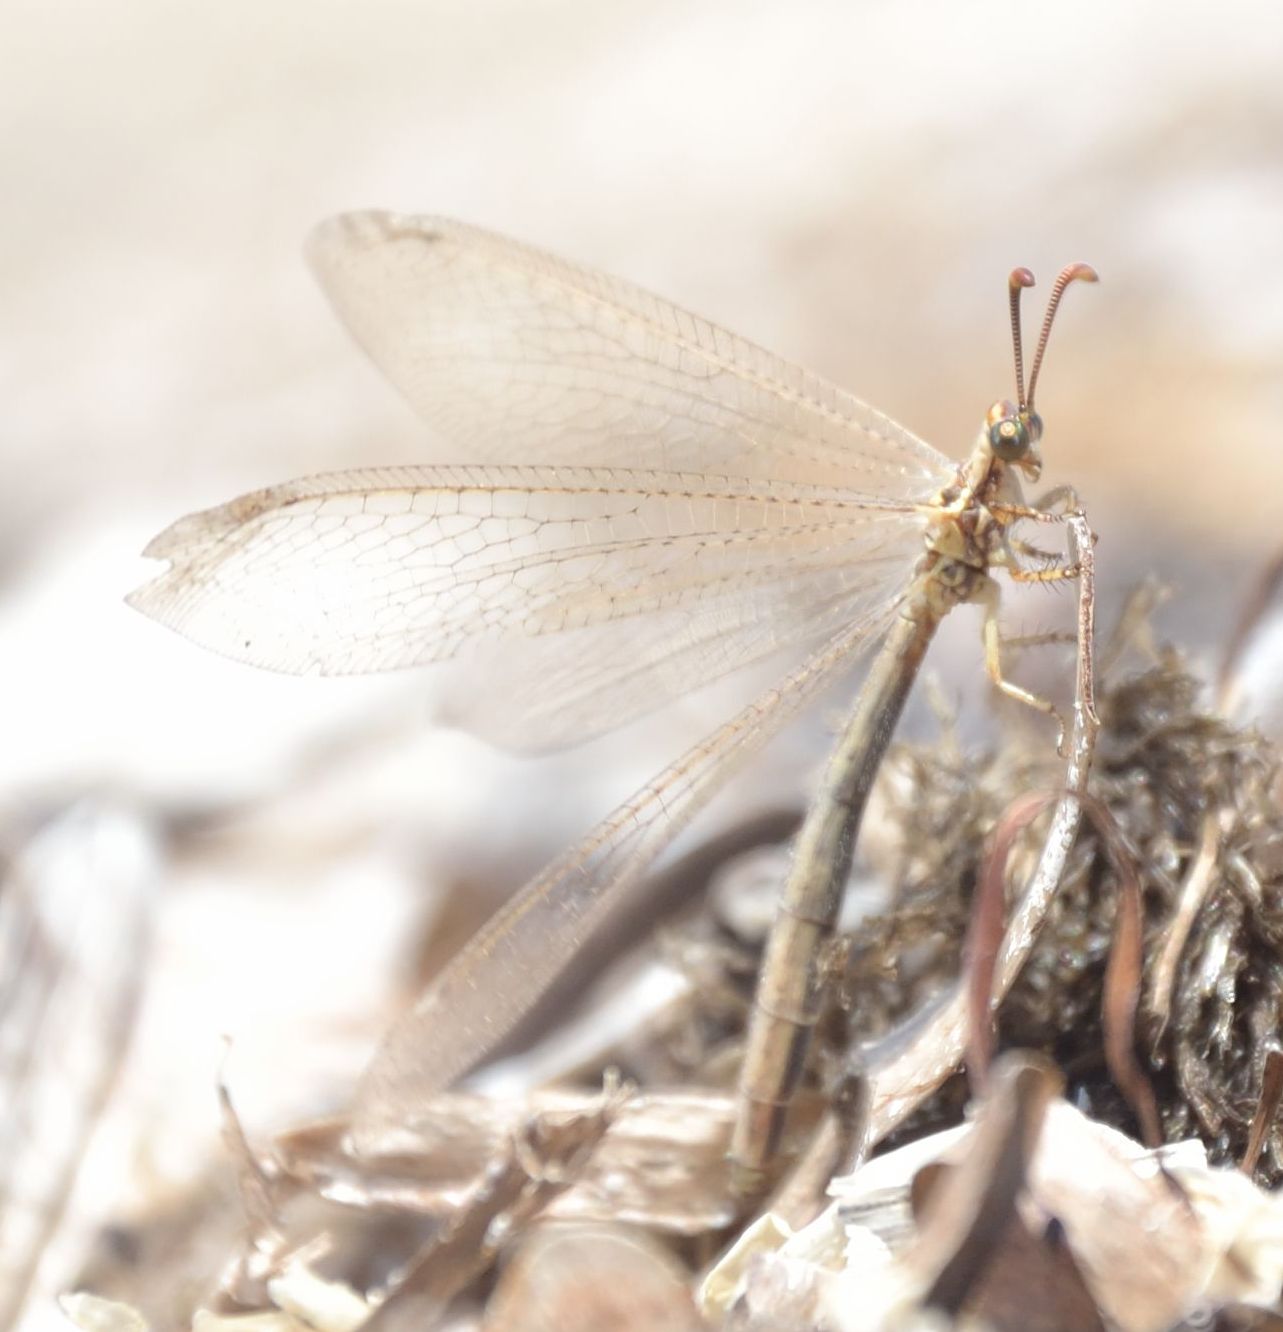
[1007,267,1036,411]
[1026,262,1099,411]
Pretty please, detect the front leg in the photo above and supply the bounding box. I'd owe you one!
[1031,483,1082,515]
[987,484,1086,527]
[1006,558,1082,587]
[992,520,1079,583]
[1003,530,1067,572]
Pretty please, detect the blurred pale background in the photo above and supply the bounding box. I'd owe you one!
[3,0,1283,1325]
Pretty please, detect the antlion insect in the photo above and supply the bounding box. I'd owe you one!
[129,212,1098,1189]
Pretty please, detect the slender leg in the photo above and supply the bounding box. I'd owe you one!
[1005,534,1064,565]
[1001,630,1077,651]
[992,494,1087,572]
[1006,562,1081,586]
[991,485,1082,521]
[978,577,1068,752]
[1031,483,1082,514]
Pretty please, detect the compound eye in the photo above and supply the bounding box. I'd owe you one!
[988,413,1030,460]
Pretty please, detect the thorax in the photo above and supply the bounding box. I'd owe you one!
[907,445,1027,615]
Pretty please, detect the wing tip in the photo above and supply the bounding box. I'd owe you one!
[124,577,324,678]
[306,209,453,274]
[138,525,179,560]
[122,581,155,618]
[123,576,186,641]
[134,484,303,566]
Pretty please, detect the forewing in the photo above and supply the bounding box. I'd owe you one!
[129,465,926,748]
[350,600,904,1144]
[307,212,955,495]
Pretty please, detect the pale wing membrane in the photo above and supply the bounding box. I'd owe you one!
[308,212,956,495]
[443,529,923,750]
[351,599,904,1144]
[129,464,927,747]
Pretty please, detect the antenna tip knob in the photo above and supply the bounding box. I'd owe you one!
[1062,262,1100,285]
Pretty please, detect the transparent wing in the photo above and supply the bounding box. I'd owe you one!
[443,534,921,749]
[350,598,904,1144]
[129,464,927,749]
[307,212,956,495]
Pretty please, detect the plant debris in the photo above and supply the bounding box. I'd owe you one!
[52,614,1283,1329]
[834,646,1283,1181]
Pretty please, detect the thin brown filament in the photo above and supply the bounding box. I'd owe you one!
[1007,267,1035,411]
[1026,262,1099,411]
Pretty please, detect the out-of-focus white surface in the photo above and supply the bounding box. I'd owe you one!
[0,803,158,1332]
[4,1,1283,1325]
